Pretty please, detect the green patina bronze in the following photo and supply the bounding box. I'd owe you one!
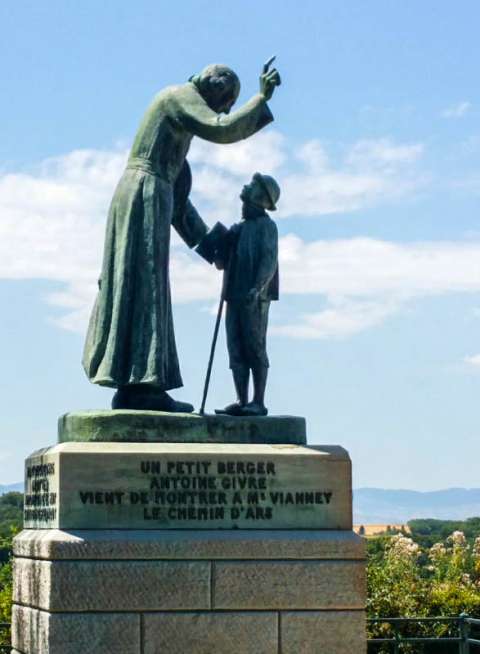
[214,173,281,418]
[58,411,306,445]
[82,61,281,413]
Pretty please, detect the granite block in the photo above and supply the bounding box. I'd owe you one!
[13,558,210,611]
[214,560,366,609]
[23,442,352,530]
[11,604,140,654]
[143,611,277,654]
[281,610,367,654]
[13,529,365,561]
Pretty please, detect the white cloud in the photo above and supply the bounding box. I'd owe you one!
[0,148,128,332]
[189,130,286,177]
[278,235,480,297]
[272,298,399,340]
[464,354,480,367]
[189,132,426,220]
[44,233,480,339]
[295,141,330,172]
[442,101,472,119]
[346,139,424,168]
[271,236,480,338]
[0,134,458,338]
[279,138,425,218]
[0,148,127,282]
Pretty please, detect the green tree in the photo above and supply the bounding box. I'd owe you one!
[0,493,23,540]
[0,531,16,649]
[0,493,23,649]
[409,518,480,548]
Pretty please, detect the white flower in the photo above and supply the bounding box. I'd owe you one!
[429,542,447,560]
[389,534,420,558]
[448,531,467,548]
[473,537,480,558]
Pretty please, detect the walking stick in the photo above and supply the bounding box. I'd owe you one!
[199,248,233,415]
[199,293,225,415]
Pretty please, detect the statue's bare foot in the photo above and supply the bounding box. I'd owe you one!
[215,402,245,416]
[240,402,268,417]
[112,386,194,413]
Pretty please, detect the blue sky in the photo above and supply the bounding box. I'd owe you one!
[1,0,479,489]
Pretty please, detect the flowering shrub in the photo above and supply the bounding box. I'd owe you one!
[427,531,480,617]
[367,529,480,652]
[368,533,428,620]
[0,492,23,647]
[0,532,14,649]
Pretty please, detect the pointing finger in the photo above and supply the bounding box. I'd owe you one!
[262,55,276,74]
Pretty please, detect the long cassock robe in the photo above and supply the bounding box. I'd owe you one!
[82,82,273,390]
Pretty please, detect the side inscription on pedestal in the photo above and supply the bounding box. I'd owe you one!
[24,461,58,525]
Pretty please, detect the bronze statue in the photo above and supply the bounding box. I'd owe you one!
[214,173,280,417]
[82,61,281,413]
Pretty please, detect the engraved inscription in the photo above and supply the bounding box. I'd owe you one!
[22,445,351,530]
[74,459,335,525]
[24,461,57,524]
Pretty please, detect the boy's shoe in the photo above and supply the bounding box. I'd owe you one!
[215,402,245,416]
[240,402,268,417]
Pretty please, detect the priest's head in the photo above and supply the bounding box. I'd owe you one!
[190,64,241,115]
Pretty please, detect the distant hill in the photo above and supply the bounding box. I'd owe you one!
[354,488,480,524]
[0,482,24,495]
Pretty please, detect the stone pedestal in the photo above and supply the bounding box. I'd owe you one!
[12,411,366,654]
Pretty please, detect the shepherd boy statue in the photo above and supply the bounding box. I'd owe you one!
[213,173,280,416]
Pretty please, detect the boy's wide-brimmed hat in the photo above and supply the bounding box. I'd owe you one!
[253,172,280,211]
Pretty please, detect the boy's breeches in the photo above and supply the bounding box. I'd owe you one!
[226,300,270,370]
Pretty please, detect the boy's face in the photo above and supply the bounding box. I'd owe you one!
[240,176,267,208]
